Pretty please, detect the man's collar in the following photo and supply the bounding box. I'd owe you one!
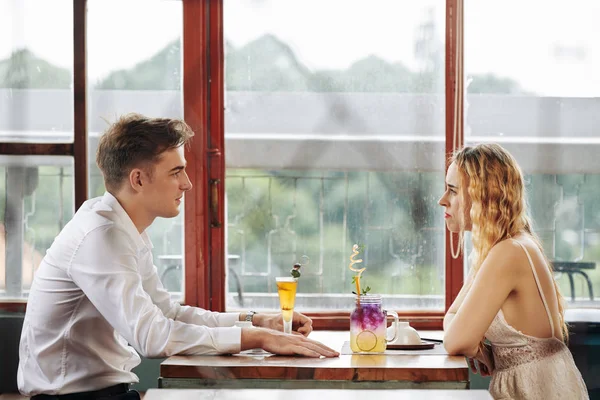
[101,192,154,251]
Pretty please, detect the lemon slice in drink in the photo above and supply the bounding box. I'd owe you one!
[356,330,377,352]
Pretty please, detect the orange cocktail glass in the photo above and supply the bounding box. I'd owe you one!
[276,277,298,334]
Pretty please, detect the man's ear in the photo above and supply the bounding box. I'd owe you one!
[128,168,145,193]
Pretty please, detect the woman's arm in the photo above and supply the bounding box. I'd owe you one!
[443,267,476,331]
[443,240,525,357]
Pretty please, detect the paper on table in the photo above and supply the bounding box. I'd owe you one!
[341,341,448,355]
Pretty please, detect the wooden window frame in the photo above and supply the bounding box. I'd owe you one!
[185,0,465,330]
[1,0,466,328]
[0,0,88,312]
[0,0,87,204]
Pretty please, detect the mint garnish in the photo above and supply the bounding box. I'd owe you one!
[291,263,302,279]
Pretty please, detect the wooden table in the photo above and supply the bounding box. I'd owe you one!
[159,331,469,390]
[144,389,492,400]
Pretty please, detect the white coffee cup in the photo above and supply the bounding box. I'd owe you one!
[387,321,421,345]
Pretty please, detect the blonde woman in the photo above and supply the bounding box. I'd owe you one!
[439,144,588,399]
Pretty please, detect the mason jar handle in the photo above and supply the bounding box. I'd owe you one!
[384,310,399,343]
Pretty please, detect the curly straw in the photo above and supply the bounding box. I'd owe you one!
[348,244,365,300]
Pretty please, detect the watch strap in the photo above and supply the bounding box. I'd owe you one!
[245,311,257,323]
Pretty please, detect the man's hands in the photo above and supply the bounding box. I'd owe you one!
[241,326,339,358]
[253,311,313,336]
[239,310,338,358]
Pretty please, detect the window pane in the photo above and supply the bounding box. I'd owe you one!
[0,156,74,300]
[0,0,74,143]
[224,1,446,312]
[87,0,184,299]
[465,0,600,304]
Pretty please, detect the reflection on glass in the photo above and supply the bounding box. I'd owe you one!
[465,0,599,304]
[464,0,600,140]
[0,0,74,143]
[527,174,599,304]
[226,170,444,312]
[465,0,599,98]
[224,1,446,312]
[87,0,184,298]
[0,157,74,300]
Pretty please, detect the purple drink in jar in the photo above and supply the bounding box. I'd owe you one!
[350,294,397,352]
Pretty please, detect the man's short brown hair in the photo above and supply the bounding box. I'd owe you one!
[96,113,194,192]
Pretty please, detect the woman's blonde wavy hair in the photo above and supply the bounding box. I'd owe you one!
[452,143,568,341]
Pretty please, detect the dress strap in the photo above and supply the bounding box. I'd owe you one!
[512,239,555,338]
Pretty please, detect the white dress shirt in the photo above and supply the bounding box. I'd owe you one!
[18,192,241,396]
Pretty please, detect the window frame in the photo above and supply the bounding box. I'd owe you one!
[0,0,466,329]
[191,0,466,330]
[0,0,88,310]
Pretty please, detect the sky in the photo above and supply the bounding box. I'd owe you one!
[0,0,599,96]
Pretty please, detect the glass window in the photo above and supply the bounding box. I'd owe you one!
[87,0,185,299]
[224,0,446,312]
[0,0,74,143]
[0,0,75,301]
[0,156,74,300]
[465,0,600,304]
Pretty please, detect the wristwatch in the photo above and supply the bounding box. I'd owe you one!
[245,311,257,323]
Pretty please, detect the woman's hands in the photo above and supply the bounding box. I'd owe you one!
[253,311,313,336]
[468,342,495,376]
[468,358,492,376]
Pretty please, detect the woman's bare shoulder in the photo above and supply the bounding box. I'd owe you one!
[484,237,533,275]
[488,237,524,258]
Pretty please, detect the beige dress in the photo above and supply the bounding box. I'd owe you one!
[484,240,588,400]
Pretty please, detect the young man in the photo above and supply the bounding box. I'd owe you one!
[18,114,338,400]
